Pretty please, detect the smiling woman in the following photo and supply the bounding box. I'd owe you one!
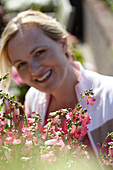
[7,24,69,93]
[1,10,113,158]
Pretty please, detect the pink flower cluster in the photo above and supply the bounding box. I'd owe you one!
[5,131,21,145]
[0,90,98,168]
[100,141,113,167]
[47,106,92,142]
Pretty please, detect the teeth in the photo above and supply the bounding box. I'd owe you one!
[37,70,51,81]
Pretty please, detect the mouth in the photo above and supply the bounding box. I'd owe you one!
[35,69,52,82]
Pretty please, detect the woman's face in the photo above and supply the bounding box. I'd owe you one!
[8,24,69,93]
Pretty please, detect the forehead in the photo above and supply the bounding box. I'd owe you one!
[8,24,50,48]
[7,24,53,60]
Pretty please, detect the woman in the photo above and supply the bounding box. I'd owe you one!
[1,10,113,156]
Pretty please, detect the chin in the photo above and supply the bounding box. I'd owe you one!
[36,83,58,93]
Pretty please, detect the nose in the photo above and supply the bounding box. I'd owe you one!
[28,58,43,76]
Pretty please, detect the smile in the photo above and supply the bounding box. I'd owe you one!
[35,69,52,82]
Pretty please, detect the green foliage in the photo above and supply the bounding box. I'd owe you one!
[9,81,30,103]
[102,0,113,12]
[73,49,84,65]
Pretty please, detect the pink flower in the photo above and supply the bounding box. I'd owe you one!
[71,125,81,140]
[103,157,113,166]
[49,111,57,117]
[70,125,76,135]
[22,127,34,140]
[5,136,14,144]
[12,109,19,123]
[19,121,24,131]
[79,112,92,125]
[44,136,59,145]
[80,123,88,136]
[42,133,47,142]
[33,138,37,144]
[41,151,56,161]
[12,70,24,85]
[35,123,43,134]
[109,146,113,157]
[5,100,11,115]
[70,124,88,140]
[83,112,92,124]
[27,118,35,124]
[8,131,18,139]
[5,131,21,145]
[42,126,56,142]
[22,131,33,141]
[80,150,90,160]
[51,115,59,126]
[12,139,21,145]
[25,140,32,147]
[66,111,73,121]
[62,119,68,135]
[86,96,96,106]
[44,136,65,150]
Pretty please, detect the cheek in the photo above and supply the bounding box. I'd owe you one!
[45,51,63,66]
[17,68,29,83]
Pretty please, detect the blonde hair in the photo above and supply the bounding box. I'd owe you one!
[0,10,74,90]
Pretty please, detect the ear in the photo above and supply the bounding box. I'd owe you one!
[58,38,68,54]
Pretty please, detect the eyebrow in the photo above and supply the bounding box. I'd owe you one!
[14,59,21,64]
[30,46,40,54]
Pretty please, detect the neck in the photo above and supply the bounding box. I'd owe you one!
[49,62,80,110]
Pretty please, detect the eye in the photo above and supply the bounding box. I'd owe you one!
[17,62,26,69]
[35,49,46,57]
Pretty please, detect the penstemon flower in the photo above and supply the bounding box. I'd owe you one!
[0,73,108,170]
[99,134,113,168]
[86,96,96,106]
